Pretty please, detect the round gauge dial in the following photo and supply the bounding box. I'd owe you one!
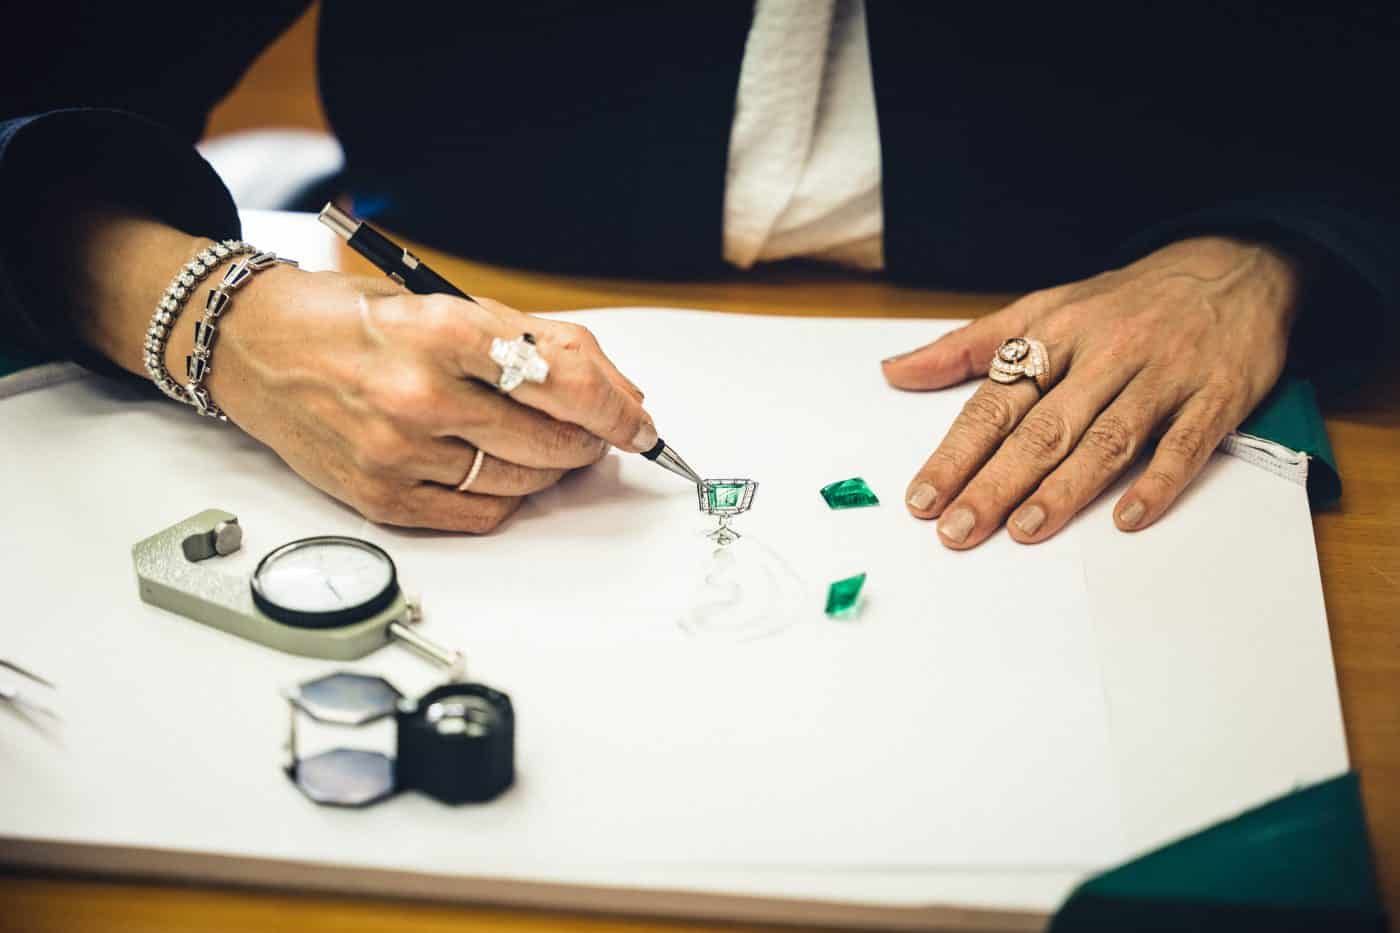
[251,536,399,629]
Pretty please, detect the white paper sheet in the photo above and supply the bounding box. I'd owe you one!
[0,280,1348,924]
[0,309,1125,872]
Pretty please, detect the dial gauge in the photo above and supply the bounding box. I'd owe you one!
[252,536,399,629]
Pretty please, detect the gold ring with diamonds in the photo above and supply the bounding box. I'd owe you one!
[988,337,1051,393]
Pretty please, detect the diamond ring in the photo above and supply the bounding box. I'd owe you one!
[988,337,1051,393]
[489,333,550,393]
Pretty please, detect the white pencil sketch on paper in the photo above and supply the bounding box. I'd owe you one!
[678,538,803,642]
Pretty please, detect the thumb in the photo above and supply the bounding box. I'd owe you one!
[880,303,1032,391]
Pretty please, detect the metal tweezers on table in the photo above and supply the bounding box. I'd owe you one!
[0,658,58,719]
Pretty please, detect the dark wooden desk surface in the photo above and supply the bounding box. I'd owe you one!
[4,238,1397,932]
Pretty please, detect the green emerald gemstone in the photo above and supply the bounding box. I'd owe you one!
[820,477,880,510]
[708,483,745,510]
[824,572,867,617]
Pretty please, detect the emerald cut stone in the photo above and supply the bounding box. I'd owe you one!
[820,477,880,510]
[824,572,867,617]
[708,483,746,510]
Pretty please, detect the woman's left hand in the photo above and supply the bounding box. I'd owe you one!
[882,236,1303,549]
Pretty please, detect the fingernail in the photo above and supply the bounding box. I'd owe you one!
[907,482,937,511]
[1119,500,1146,529]
[1014,504,1045,535]
[881,352,910,366]
[939,506,975,543]
[631,418,658,452]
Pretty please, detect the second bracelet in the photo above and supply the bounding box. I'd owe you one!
[184,250,298,420]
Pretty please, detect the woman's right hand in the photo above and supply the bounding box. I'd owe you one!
[182,265,655,532]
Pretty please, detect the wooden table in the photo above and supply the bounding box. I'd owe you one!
[5,240,1397,933]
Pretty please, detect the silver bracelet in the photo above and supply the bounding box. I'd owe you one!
[144,239,253,402]
[184,250,298,421]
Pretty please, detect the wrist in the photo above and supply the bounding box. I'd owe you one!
[63,208,207,375]
[173,259,303,421]
[1179,234,1304,299]
[1164,235,1304,326]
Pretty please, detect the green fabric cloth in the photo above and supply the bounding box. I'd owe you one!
[1241,376,1342,507]
[1051,772,1385,932]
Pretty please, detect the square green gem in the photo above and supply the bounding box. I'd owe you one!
[824,572,867,617]
[708,483,745,510]
[820,477,880,510]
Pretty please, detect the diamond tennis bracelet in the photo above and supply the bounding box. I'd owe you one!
[144,239,253,403]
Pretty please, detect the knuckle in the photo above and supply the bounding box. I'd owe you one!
[596,384,635,439]
[1035,304,1085,344]
[1014,409,1073,462]
[945,339,980,384]
[557,363,606,407]
[1037,472,1078,506]
[967,468,1013,507]
[578,366,617,414]
[542,419,598,460]
[1141,467,1182,496]
[1099,323,1144,362]
[354,422,409,474]
[552,321,596,351]
[567,365,630,435]
[463,497,516,534]
[573,323,601,349]
[1196,380,1239,418]
[460,510,498,535]
[959,392,1019,436]
[354,482,399,525]
[490,459,526,491]
[1160,424,1213,465]
[1081,413,1140,468]
[499,460,552,494]
[421,294,467,332]
[373,370,440,424]
[926,441,980,479]
[606,404,636,445]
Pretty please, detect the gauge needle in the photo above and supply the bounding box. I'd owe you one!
[324,578,343,603]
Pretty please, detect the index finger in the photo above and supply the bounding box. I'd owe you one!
[882,300,1034,391]
[509,329,657,453]
[439,296,658,453]
[481,299,645,402]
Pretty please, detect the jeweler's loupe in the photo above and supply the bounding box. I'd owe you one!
[283,671,514,808]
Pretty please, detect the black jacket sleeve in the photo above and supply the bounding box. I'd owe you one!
[1085,9,1400,397]
[0,2,309,372]
[868,6,1400,397]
